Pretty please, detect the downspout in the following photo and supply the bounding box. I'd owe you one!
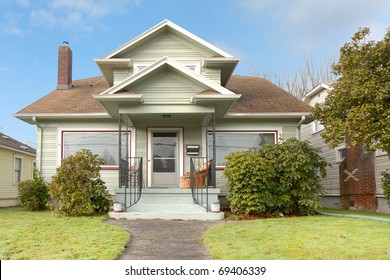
[296,115,306,140]
[32,116,43,172]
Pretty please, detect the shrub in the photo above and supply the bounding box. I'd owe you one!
[224,138,328,216]
[17,169,48,211]
[383,171,390,207]
[49,149,112,216]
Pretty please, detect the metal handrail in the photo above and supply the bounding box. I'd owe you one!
[123,157,143,210]
[190,157,211,211]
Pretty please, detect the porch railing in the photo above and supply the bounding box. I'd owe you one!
[190,157,213,211]
[120,157,143,210]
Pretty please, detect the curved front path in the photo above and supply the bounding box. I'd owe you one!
[105,219,222,260]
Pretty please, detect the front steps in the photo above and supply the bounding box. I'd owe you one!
[109,188,224,221]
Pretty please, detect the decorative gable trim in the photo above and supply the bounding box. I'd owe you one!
[98,56,238,97]
[104,19,233,59]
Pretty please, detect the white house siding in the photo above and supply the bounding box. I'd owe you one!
[133,71,203,103]
[38,126,58,183]
[113,69,131,86]
[0,148,35,207]
[201,67,221,85]
[122,33,213,62]
[301,123,340,197]
[375,153,390,194]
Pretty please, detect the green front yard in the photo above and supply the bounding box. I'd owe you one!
[204,214,390,260]
[1,207,390,260]
[0,207,129,260]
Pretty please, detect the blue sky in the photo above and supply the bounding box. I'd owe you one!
[1,0,389,147]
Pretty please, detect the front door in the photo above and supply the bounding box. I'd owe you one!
[151,132,179,187]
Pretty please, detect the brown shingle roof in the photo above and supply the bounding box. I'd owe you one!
[16,77,109,115]
[16,75,310,115]
[0,132,36,155]
[226,75,311,113]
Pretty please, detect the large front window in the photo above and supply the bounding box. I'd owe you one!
[62,131,129,167]
[208,131,276,168]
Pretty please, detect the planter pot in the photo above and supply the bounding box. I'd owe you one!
[210,203,220,213]
[113,203,123,213]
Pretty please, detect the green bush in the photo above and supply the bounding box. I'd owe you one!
[49,149,112,216]
[383,171,390,207]
[224,138,328,216]
[17,169,48,211]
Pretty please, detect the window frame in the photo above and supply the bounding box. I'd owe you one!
[335,145,347,163]
[207,130,278,170]
[14,156,22,184]
[61,130,130,170]
[311,120,324,134]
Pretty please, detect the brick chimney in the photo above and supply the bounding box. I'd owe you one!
[57,42,72,90]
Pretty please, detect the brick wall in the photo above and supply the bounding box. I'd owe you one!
[339,143,377,211]
[57,45,72,90]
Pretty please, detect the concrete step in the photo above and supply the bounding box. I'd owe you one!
[111,187,224,220]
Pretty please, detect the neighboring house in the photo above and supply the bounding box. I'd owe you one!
[302,83,390,213]
[0,132,36,207]
[15,20,311,217]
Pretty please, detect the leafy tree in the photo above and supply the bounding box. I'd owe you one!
[49,149,112,216]
[312,27,390,158]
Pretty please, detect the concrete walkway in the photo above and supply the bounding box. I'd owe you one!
[105,219,223,260]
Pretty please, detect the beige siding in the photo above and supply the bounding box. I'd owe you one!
[375,153,390,194]
[123,33,213,61]
[201,67,221,84]
[301,123,340,195]
[0,147,35,207]
[113,69,131,85]
[282,125,297,140]
[133,71,203,103]
[183,126,203,173]
[39,127,58,182]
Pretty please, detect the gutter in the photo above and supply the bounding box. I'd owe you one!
[32,116,43,172]
[296,115,306,139]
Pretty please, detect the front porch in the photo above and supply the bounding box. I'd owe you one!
[110,188,224,220]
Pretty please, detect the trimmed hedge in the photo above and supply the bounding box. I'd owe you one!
[17,169,48,211]
[224,138,328,216]
[49,149,112,216]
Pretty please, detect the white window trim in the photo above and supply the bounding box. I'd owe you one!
[311,120,324,134]
[14,156,22,184]
[335,145,347,163]
[375,149,388,157]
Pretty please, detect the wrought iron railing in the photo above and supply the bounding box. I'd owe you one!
[190,157,213,211]
[120,157,143,209]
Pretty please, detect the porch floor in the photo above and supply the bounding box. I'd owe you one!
[109,188,224,221]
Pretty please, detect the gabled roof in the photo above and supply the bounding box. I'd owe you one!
[95,20,239,86]
[227,76,312,114]
[98,56,237,96]
[15,75,311,123]
[302,82,333,103]
[105,19,233,59]
[0,132,36,156]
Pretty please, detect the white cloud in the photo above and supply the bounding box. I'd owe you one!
[30,9,57,28]
[0,11,24,36]
[236,0,390,52]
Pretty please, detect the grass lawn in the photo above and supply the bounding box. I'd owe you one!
[204,215,390,260]
[0,207,129,260]
[319,208,390,218]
